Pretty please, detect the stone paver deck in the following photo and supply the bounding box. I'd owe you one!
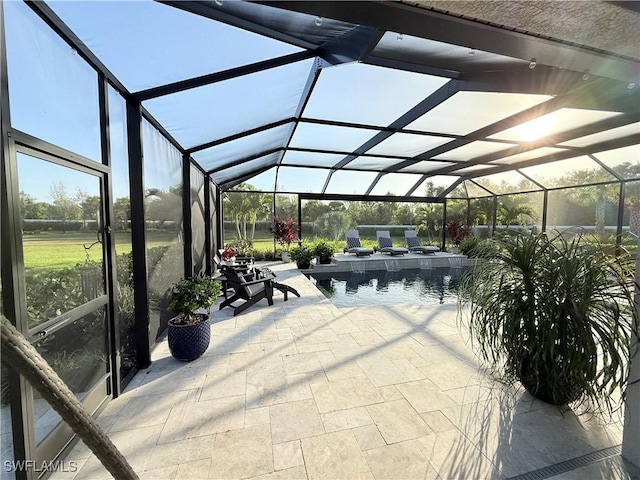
[52,262,633,479]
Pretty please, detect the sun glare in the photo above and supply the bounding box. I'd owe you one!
[519,116,555,142]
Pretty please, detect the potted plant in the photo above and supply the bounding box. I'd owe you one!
[269,216,297,262]
[445,219,471,253]
[220,245,238,265]
[314,241,334,264]
[228,238,255,261]
[167,274,222,362]
[289,244,315,269]
[459,230,637,412]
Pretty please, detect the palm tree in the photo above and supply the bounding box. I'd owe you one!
[497,198,537,226]
[224,183,270,241]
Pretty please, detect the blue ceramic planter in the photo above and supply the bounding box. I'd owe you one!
[168,315,211,362]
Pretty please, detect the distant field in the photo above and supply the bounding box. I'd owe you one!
[23,231,176,270]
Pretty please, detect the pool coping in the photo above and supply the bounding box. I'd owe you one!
[302,252,478,273]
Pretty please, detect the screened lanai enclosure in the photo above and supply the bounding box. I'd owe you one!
[1,0,639,476]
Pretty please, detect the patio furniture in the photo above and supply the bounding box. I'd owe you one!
[344,230,375,256]
[218,265,275,316]
[404,230,440,254]
[259,267,301,301]
[376,231,409,256]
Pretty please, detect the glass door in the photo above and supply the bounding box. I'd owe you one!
[15,150,112,464]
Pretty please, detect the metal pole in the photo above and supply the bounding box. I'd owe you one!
[542,190,549,233]
[441,200,447,251]
[298,194,302,242]
[182,154,192,278]
[125,98,151,369]
[616,182,626,256]
[492,196,498,237]
[204,176,211,276]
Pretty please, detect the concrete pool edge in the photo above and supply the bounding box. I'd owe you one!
[301,252,479,274]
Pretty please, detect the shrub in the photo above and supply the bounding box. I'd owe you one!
[314,241,334,260]
[458,236,479,256]
[269,216,297,250]
[168,274,222,325]
[252,248,279,261]
[289,244,315,266]
[227,237,254,257]
[445,219,472,246]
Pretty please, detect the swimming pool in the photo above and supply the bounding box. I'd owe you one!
[308,266,467,308]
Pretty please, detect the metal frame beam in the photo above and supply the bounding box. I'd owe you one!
[333,80,460,169]
[98,73,123,398]
[134,51,315,101]
[259,1,639,84]
[219,164,277,190]
[465,134,640,178]
[26,0,130,95]
[208,147,283,175]
[182,153,193,278]
[274,58,323,191]
[388,78,630,174]
[1,3,33,475]
[125,99,152,368]
[298,193,445,203]
[317,25,382,65]
[204,175,212,275]
[187,118,293,154]
[420,112,640,177]
[365,55,460,79]
[159,0,318,50]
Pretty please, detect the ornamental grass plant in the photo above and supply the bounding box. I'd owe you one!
[459,230,638,415]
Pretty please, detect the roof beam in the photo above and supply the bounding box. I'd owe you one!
[465,133,640,178]
[364,173,384,196]
[436,112,640,175]
[217,163,277,190]
[207,147,283,175]
[387,78,624,173]
[459,68,591,96]
[333,80,460,169]
[134,51,315,101]
[365,55,460,79]
[159,0,318,50]
[259,1,639,84]
[402,111,640,177]
[274,59,322,181]
[26,1,130,96]
[405,175,429,197]
[299,193,445,203]
[439,177,466,198]
[186,118,294,154]
[317,25,383,65]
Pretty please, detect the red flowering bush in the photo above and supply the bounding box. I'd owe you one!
[445,219,472,246]
[221,245,238,260]
[269,216,297,250]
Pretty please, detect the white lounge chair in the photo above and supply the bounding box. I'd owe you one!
[344,230,374,257]
[376,231,409,256]
[404,230,440,254]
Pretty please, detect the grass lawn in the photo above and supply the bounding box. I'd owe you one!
[23,231,177,270]
[23,231,438,271]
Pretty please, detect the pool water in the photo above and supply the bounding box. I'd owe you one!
[308,266,467,308]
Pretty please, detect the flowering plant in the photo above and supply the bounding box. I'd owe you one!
[445,219,472,246]
[269,216,297,250]
[221,245,238,260]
